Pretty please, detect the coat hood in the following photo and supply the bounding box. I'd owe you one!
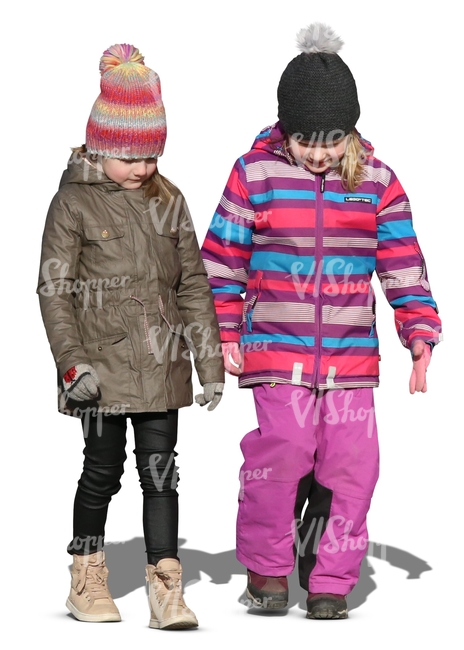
[249,121,374,161]
[58,153,125,192]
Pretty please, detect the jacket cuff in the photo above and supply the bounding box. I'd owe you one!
[57,354,93,378]
[408,335,441,357]
[220,329,241,343]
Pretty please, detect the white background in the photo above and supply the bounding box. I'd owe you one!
[2,0,461,647]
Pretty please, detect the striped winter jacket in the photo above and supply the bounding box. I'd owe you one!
[200,122,442,390]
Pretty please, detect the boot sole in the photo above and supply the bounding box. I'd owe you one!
[149,617,198,630]
[246,588,288,609]
[66,598,121,622]
[306,609,348,619]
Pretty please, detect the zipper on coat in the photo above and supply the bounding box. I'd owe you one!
[246,294,258,332]
[123,194,139,285]
[240,270,263,332]
[312,172,325,388]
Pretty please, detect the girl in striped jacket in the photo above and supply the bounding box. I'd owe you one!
[201,23,442,619]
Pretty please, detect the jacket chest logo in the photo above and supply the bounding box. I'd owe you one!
[344,197,372,204]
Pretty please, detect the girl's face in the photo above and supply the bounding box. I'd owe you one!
[101,157,157,189]
[287,135,349,174]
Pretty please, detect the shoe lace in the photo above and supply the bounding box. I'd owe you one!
[76,563,110,600]
[150,567,188,614]
[153,568,182,592]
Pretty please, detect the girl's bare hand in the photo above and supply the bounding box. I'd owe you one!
[409,340,432,393]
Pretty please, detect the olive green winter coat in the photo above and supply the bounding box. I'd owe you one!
[37,154,225,417]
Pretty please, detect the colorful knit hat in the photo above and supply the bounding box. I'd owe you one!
[86,43,166,159]
[277,23,360,141]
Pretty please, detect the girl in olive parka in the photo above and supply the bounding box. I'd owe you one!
[36,44,224,630]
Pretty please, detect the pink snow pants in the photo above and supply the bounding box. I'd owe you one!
[236,383,379,596]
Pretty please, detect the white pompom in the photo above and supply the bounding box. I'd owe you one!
[296,22,344,54]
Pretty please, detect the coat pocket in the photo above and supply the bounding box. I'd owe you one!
[83,225,125,267]
[155,224,180,239]
[240,271,264,333]
[149,210,181,239]
[83,331,130,407]
[148,193,183,238]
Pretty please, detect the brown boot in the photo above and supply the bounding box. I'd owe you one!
[66,551,121,622]
[306,592,348,619]
[145,558,198,629]
[246,570,289,609]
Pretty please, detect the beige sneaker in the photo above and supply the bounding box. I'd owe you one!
[66,551,121,622]
[145,558,198,630]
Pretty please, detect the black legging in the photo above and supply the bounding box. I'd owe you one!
[67,410,179,566]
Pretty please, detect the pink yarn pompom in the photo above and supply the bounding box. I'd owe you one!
[99,43,145,75]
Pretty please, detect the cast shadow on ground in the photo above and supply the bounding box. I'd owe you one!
[71,538,431,613]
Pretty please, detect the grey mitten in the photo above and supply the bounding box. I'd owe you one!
[63,364,101,401]
[194,382,224,411]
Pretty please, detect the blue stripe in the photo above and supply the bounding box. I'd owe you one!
[250,251,316,274]
[377,219,416,242]
[322,337,379,348]
[239,156,246,171]
[249,189,316,205]
[209,215,252,245]
[241,334,315,346]
[323,255,376,275]
[254,128,272,140]
[324,192,380,205]
[390,294,437,309]
[212,284,243,295]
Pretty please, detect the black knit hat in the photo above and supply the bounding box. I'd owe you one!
[277,23,360,142]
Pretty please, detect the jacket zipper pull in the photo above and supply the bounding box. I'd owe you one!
[320,174,325,193]
[246,309,254,332]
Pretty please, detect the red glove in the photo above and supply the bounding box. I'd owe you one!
[409,341,432,394]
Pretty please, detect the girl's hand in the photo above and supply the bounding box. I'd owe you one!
[409,341,432,394]
[63,364,101,401]
[194,382,224,411]
[222,342,242,376]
